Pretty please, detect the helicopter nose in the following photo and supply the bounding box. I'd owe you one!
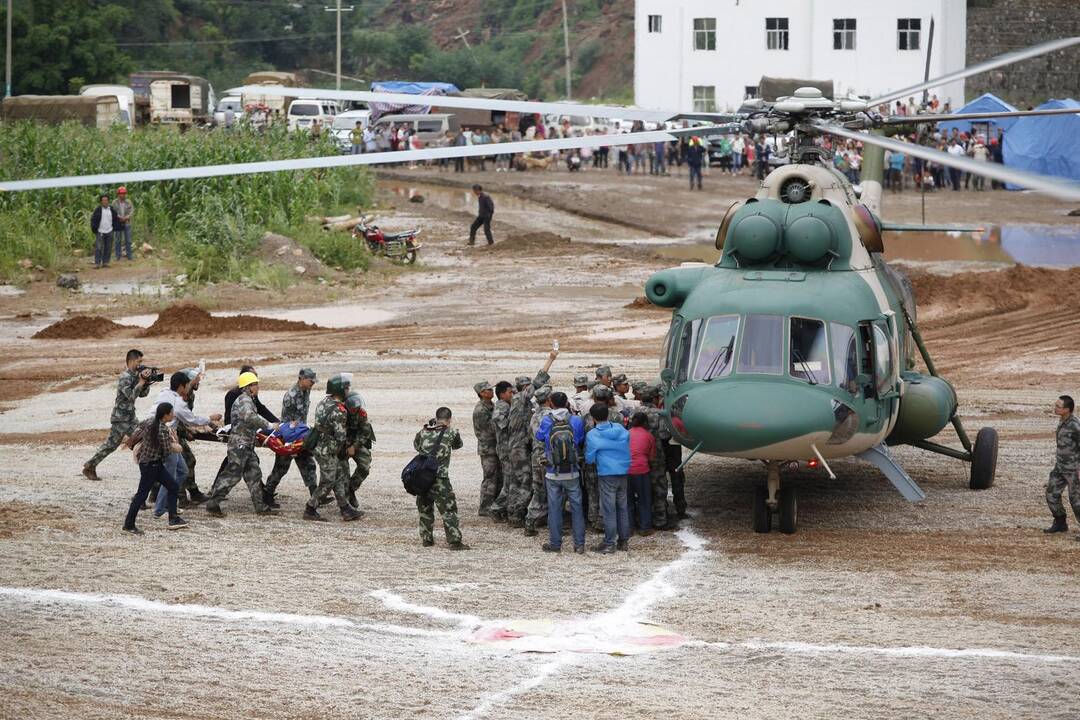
[675,381,838,455]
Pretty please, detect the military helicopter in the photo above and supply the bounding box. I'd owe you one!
[4,38,1080,535]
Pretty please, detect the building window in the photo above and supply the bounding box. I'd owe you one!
[744,85,759,99]
[648,15,662,33]
[833,18,856,50]
[693,18,716,51]
[693,86,716,113]
[898,18,921,50]
[766,17,789,51]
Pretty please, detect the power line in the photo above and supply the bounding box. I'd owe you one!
[116,32,336,47]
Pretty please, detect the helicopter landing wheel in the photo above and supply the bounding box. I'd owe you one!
[752,485,772,533]
[778,485,798,534]
[969,427,999,490]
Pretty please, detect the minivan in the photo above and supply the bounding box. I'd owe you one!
[373,113,459,144]
[287,99,338,132]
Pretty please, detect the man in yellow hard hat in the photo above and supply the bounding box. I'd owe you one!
[206,371,280,517]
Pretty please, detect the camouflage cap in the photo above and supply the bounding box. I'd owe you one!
[514,375,532,389]
[586,379,598,390]
[534,385,553,402]
[595,365,612,378]
[573,374,590,387]
[473,380,493,394]
[630,380,647,393]
[612,373,628,385]
[591,384,613,400]
[298,367,317,380]
[639,385,659,402]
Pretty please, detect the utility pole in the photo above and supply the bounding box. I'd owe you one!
[5,0,12,98]
[560,0,571,99]
[325,1,354,91]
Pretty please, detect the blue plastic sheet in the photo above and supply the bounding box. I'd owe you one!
[1004,98,1080,189]
[937,93,1018,135]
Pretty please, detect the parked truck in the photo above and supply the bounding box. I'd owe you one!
[79,84,136,129]
[240,71,300,125]
[1,95,122,130]
[148,74,215,126]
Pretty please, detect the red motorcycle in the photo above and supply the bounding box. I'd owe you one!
[352,216,422,265]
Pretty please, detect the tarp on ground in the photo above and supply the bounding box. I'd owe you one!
[368,81,461,121]
[938,93,1018,136]
[1003,98,1080,189]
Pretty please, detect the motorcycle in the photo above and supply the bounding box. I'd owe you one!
[352,216,422,265]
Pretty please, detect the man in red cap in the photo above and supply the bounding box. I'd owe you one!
[112,187,134,261]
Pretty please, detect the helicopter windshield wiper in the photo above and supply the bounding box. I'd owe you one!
[703,337,735,382]
[791,347,819,385]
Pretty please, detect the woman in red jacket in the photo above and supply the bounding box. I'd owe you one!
[627,412,655,536]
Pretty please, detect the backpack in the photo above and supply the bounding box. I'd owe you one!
[547,417,577,471]
[401,427,447,496]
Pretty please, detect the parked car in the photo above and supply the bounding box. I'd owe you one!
[373,113,459,144]
[332,109,372,152]
[213,96,245,127]
[287,99,339,132]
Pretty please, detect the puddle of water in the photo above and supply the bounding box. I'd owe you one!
[653,224,1080,267]
[81,282,173,296]
[118,304,396,329]
[0,285,26,297]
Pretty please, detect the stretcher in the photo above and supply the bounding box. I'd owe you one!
[188,423,312,457]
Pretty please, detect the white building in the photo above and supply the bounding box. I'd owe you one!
[634,0,967,113]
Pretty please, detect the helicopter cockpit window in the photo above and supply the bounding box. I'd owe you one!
[675,319,701,385]
[873,326,896,394]
[737,314,783,375]
[692,315,739,381]
[789,318,831,385]
[662,316,682,371]
[829,323,859,394]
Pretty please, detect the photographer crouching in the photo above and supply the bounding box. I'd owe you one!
[83,349,161,481]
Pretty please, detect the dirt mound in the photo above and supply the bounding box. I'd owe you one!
[483,231,572,254]
[139,303,321,338]
[625,296,666,311]
[33,315,125,340]
[257,232,331,277]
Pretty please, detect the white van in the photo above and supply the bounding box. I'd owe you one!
[332,109,372,152]
[79,84,135,129]
[287,99,338,132]
[373,113,459,144]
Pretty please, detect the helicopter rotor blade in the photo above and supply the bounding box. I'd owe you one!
[812,121,1080,203]
[0,130,680,193]
[228,85,673,124]
[880,107,1080,125]
[867,36,1080,108]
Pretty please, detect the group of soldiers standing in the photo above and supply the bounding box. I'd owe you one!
[472,350,688,538]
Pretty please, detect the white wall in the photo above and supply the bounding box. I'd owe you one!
[634,0,967,113]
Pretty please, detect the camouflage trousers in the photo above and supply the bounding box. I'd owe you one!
[349,447,372,493]
[1046,467,1080,519]
[664,442,688,515]
[478,450,502,516]
[417,473,462,544]
[489,447,513,516]
[179,435,200,492]
[650,460,671,529]
[524,450,548,527]
[492,446,531,518]
[309,450,350,509]
[208,446,270,511]
[583,464,603,530]
[86,420,136,469]
[264,452,318,496]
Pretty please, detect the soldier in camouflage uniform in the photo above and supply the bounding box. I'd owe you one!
[344,391,375,509]
[640,385,677,530]
[205,372,279,516]
[503,351,558,527]
[570,374,591,416]
[179,368,211,503]
[263,368,318,507]
[305,374,364,522]
[582,384,621,532]
[83,349,154,481]
[524,385,553,536]
[472,381,502,517]
[488,380,515,522]
[1044,395,1080,535]
[414,407,468,549]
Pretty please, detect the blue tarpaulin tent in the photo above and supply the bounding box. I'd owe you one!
[368,81,461,121]
[937,93,1017,135]
[1003,98,1080,189]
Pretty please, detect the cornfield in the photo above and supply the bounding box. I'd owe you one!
[0,122,373,281]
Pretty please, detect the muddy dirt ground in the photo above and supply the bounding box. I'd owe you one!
[1,170,1078,719]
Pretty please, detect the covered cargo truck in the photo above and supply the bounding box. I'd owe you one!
[148,75,214,126]
[1,95,122,130]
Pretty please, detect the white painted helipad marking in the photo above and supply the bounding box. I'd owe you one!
[0,587,451,638]
[703,639,1080,664]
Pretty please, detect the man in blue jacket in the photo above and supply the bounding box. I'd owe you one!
[535,392,586,554]
[585,403,631,554]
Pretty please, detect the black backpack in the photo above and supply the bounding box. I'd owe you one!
[547,417,578,472]
[401,426,447,496]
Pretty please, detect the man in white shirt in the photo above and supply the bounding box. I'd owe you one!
[149,371,221,514]
[90,194,114,268]
[947,141,966,191]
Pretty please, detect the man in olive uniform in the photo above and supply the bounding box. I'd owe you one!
[505,351,558,527]
[344,391,375,509]
[414,407,468,549]
[264,368,318,507]
[472,381,502,517]
[305,373,364,522]
[206,372,279,516]
[1044,394,1080,535]
[524,385,553,536]
[570,374,591,416]
[640,385,678,530]
[83,349,153,481]
[488,380,515,523]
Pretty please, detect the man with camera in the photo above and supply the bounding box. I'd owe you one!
[83,349,157,481]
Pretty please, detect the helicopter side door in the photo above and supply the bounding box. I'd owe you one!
[858,318,900,431]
